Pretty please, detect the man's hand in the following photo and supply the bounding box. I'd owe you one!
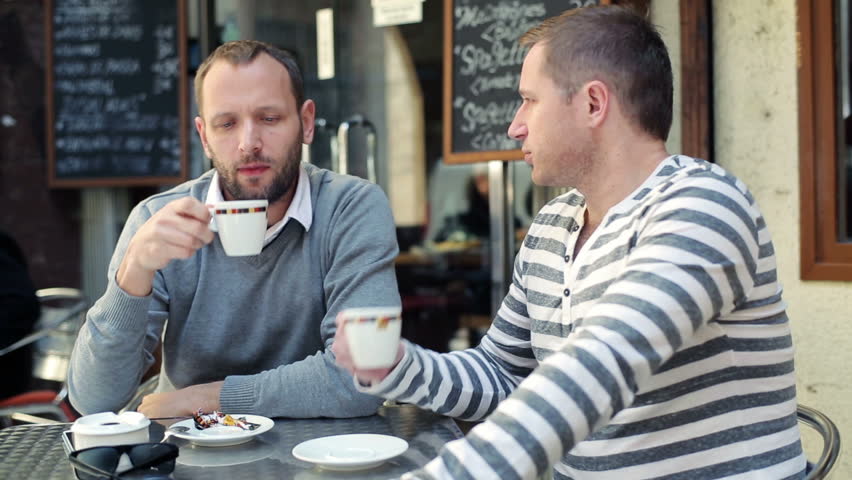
[117,197,215,296]
[331,314,404,386]
[137,381,223,418]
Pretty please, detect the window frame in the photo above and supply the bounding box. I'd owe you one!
[680,0,713,161]
[798,0,852,280]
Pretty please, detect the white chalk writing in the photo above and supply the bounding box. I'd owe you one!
[151,24,176,94]
[458,97,520,133]
[455,2,546,29]
[470,131,521,151]
[51,0,182,178]
[451,0,596,154]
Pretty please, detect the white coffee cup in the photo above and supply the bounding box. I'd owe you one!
[208,199,268,256]
[341,306,402,369]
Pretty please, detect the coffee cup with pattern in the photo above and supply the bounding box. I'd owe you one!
[207,199,268,256]
[340,306,403,369]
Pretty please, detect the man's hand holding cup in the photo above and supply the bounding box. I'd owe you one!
[117,197,215,297]
[332,307,404,386]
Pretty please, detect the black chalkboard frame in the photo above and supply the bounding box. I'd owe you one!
[442,0,611,164]
[45,0,189,188]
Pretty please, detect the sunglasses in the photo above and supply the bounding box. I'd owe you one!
[68,443,179,480]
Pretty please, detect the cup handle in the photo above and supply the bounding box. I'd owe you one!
[207,206,218,232]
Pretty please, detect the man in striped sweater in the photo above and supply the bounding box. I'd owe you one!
[334,5,805,479]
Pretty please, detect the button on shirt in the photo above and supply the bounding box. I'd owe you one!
[205,165,313,245]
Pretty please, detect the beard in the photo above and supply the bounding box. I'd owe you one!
[212,134,302,204]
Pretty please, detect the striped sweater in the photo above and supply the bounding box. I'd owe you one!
[364,156,805,479]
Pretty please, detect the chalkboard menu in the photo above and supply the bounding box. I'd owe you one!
[442,0,604,164]
[46,0,188,187]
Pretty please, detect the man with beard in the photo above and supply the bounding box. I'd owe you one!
[67,41,401,419]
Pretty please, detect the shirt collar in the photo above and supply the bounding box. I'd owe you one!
[206,164,313,245]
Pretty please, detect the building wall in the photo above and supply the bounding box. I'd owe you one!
[650,0,682,155]
[713,0,851,475]
[0,1,81,291]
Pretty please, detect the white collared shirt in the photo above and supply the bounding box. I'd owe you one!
[205,164,313,246]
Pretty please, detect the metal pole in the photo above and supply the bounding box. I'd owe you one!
[487,160,511,318]
[198,0,216,59]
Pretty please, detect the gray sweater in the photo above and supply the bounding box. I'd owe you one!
[68,164,401,418]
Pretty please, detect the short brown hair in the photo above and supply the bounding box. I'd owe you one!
[194,40,305,116]
[520,6,672,141]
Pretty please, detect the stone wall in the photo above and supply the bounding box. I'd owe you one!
[713,0,851,475]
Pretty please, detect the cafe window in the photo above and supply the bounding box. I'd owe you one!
[798,0,852,280]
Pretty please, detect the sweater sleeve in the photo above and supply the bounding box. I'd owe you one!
[67,203,167,415]
[390,175,762,479]
[219,181,401,417]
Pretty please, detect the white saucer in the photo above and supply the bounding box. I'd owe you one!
[292,433,408,471]
[168,414,273,447]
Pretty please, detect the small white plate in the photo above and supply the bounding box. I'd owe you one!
[292,433,409,471]
[168,414,273,447]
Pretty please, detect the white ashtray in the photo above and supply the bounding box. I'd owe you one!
[70,411,150,450]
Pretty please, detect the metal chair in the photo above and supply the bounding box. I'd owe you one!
[798,404,841,479]
[0,288,88,426]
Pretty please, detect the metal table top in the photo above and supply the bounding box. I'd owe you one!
[0,404,462,479]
